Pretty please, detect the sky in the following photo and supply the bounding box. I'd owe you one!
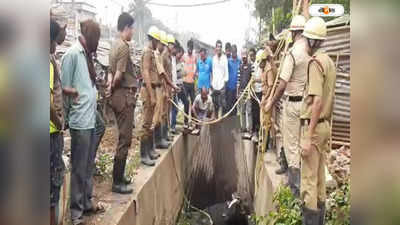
[87,0,258,49]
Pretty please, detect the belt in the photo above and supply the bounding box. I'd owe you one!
[300,118,326,126]
[285,95,303,102]
[122,87,137,93]
[142,83,162,88]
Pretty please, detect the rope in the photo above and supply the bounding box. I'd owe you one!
[169,134,214,225]
[169,76,256,126]
[168,37,285,127]
[254,0,304,195]
[330,51,341,150]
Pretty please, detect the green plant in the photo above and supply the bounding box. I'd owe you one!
[325,181,350,225]
[251,186,302,225]
[125,150,140,179]
[96,152,113,178]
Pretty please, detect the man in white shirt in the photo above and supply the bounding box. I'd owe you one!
[191,87,214,135]
[192,87,214,121]
[211,40,229,118]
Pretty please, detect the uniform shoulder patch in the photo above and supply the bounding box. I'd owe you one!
[308,55,324,74]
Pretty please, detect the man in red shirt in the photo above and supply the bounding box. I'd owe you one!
[182,39,197,128]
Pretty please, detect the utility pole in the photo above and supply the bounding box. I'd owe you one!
[272,7,275,36]
[72,0,77,39]
[105,5,111,41]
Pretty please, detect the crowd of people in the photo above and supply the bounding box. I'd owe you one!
[50,10,336,225]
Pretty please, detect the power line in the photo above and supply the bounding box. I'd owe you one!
[147,0,231,8]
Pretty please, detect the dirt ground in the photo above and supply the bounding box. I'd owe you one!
[62,100,188,225]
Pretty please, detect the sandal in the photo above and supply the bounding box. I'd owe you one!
[190,129,200,136]
[83,202,106,216]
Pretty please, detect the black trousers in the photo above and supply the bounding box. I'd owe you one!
[183,82,195,123]
[50,132,65,208]
[224,88,237,116]
[183,82,195,104]
[211,89,224,117]
[171,89,188,127]
[251,92,262,134]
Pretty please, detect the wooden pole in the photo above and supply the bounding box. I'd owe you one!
[302,0,310,19]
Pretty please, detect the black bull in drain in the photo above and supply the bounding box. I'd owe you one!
[183,116,256,225]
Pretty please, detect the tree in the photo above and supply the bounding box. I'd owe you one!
[253,0,293,37]
[253,0,350,39]
[128,0,153,47]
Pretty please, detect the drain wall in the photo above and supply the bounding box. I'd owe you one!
[112,117,271,225]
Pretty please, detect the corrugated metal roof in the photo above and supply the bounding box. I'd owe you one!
[273,15,351,148]
[326,14,350,28]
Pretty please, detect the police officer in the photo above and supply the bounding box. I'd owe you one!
[259,46,277,151]
[300,17,336,225]
[107,13,137,194]
[154,30,178,149]
[264,15,308,197]
[139,26,163,167]
[163,34,176,142]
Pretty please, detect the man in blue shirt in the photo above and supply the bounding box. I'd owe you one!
[225,44,241,116]
[61,20,101,225]
[196,48,212,90]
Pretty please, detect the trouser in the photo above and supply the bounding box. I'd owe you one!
[211,89,224,117]
[224,88,237,116]
[300,121,329,210]
[183,82,195,105]
[171,89,187,129]
[111,88,136,162]
[139,86,162,140]
[193,111,208,129]
[251,92,262,134]
[70,128,95,222]
[282,99,302,169]
[240,97,252,131]
[50,132,65,208]
[87,111,105,201]
[161,85,170,122]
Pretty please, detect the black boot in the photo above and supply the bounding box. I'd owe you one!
[275,148,288,174]
[288,167,300,198]
[317,201,326,225]
[155,124,169,149]
[302,205,320,225]
[122,176,132,185]
[112,159,133,194]
[140,138,155,166]
[149,131,160,160]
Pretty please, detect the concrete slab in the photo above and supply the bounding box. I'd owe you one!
[64,117,266,225]
[253,149,288,217]
[92,133,195,225]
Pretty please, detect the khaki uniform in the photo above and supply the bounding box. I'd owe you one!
[279,40,310,169]
[261,61,276,130]
[161,49,172,121]
[300,50,336,210]
[154,49,168,125]
[139,46,162,139]
[109,39,138,160]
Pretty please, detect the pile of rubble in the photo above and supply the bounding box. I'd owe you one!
[327,146,351,186]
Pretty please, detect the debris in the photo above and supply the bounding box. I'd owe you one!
[327,146,351,185]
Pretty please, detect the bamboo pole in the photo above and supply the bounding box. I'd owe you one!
[255,0,304,195]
